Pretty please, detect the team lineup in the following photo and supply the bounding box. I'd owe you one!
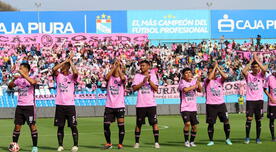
[6,53,276,152]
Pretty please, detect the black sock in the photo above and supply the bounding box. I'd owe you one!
[153,130,159,143]
[104,123,111,144]
[135,124,142,143]
[190,131,197,142]
[224,123,230,139]
[269,119,275,139]
[71,126,78,146]
[208,124,214,141]
[12,130,20,143]
[118,123,125,145]
[57,127,64,146]
[31,130,38,147]
[256,120,261,139]
[184,130,189,142]
[245,120,252,138]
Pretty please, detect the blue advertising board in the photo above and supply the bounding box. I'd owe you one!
[127,10,211,39]
[211,10,276,39]
[0,11,127,34]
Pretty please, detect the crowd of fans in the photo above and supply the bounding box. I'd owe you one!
[0,38,275,95]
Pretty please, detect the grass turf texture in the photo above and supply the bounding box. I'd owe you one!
[0,114,274,152]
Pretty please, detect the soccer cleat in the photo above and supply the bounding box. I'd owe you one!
[154,142,160,149]
[133,143,140,148]
[272,138,276,142]
[190,142,197,147]
[244,138,250,144]
[207,141,214,146]
[117,144,123,149]
[256,138,262,144]
[226,139,233,145]
[71,146,78,152]
[103,143,113,150]
[57,146,64,151]
[184,141,190,147]
[32,146,38,152]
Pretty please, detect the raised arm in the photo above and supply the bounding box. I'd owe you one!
[52,58,69,76]
[242,58,254,78]
[8,75,20,89]
[19,70,37,85]
[196,77,203,92]
[217,66,228,82]
[254,55,267,76]
[206,62,218,85]
[69,59,78,80]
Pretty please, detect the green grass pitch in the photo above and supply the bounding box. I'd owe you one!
[0,114,275,152]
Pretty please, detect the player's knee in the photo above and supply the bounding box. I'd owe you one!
[29,124,37,131]
[192,125,197,131]
[185,122,191,127]
[153,124,159,131]
[136,122,142,129]
[14,125,21,132]
[70,126,78,134]
[247,117,253,121]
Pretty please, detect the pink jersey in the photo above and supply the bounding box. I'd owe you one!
[205,77,225,105]
[106,76,126,108]
[178,79,198,112]
[132,73,158,108]
[14,76,36,106]
[265,75,276,106]
[55,73,77,106]
[245,72,265,101]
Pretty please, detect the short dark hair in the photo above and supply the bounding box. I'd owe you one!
[139,60,150,65]
[208,65,214,71]
[20,62,31,71]
[182,67,192,74]
[252,61,258,66]
[64,62,71,67]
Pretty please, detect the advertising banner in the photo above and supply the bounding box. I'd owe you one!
[127,10,211,39]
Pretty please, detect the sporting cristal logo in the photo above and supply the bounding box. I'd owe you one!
[96,14,112,34]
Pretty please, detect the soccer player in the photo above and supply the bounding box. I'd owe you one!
[205,62,232,146]
[132,60,160,149]
[52,53,79,152]
[264,69,276,141]
[8,63,38,152]
[242,55,267,144]
[178,67,202,147]
[103,60,127,149]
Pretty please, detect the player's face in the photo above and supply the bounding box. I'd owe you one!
[251,64,260,74]
[19,65,29,74]
[183,70,192,81]
[140,63,150,73]
[61,63,70,73]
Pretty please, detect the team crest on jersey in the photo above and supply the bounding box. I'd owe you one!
[96,14,112,34]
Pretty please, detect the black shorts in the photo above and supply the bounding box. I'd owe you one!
[181,111,199,126]
[104,107,125,123]
[136,106,158,126]
[54,105,77,127]
[267,106,276,119]
[246,100,264,120]
[206,103,229,124]
[14,106,36,125]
